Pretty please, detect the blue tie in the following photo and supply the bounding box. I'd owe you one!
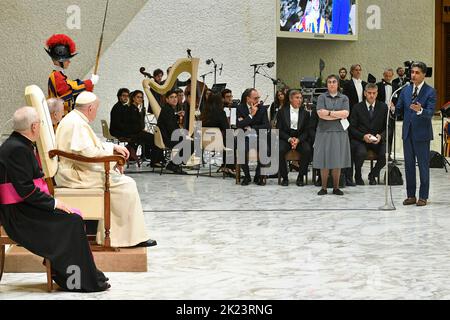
[412,86,418,102]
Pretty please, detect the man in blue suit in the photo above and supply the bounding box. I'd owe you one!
[393,61,436,206]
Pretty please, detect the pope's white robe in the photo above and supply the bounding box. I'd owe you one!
[55,109,149,247]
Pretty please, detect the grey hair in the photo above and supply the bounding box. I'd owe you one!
[411,61,427,74]
[47,98,64,113]
[364,83,378,92]
[289,89,303,100]
[12,106,39,132]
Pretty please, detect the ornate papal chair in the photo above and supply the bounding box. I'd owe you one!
[25,85,125,250]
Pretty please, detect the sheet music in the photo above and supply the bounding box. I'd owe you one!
[340,119,350,131]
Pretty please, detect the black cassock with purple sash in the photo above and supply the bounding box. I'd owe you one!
[0,132,109,292]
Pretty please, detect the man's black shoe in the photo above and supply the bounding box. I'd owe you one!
[135,239,157,247]
[166,162,186,174]
[296,176,304,187]
[281,178,289,186]
[355,176,365,186]
[368,174,377,185]
[345,178,356,187]
[241,176,251,186]
[257,176,267,186]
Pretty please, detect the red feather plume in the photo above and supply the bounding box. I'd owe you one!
[46,34,77,54]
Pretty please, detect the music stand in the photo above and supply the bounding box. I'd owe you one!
[211,83,227,94]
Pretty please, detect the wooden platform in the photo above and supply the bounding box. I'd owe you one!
[4,245,147,273]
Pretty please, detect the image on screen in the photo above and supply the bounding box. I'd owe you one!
[280,0,356,36]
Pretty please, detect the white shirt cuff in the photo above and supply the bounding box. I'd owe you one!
[54,199,57,210]
[416,108,423,115]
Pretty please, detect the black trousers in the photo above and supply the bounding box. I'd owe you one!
[351,139,386,178]
[279,139,311,179]
[129,131,163,162]
[241,134,271,178]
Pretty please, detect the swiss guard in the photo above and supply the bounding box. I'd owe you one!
[45,34,99,114]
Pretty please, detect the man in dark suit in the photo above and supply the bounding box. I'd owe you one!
[236,88,271,186]
[392,67,410,89]
[350,83,388,185]
[377,69,397,161]
[342,64,367,186]
[109,88,129,138]
[276,90,315,187]
[392,61,436,207]
[157,89,192,173]
[342,64,367,114]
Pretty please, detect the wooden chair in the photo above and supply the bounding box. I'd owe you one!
[277,149,309,185]
[0,223,53,292]
[25,85,125,251]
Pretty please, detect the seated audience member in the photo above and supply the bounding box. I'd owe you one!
[276,90,315,187]
[237,88,271,186]
[0,107,110,292]
[349,83,387,185]
[175,88,185,113]
[270,89,287,124]
[125,90,162,164]
[46,97,65,131]
[148,68,164,110]
[201,93,234,174]
[183,86,205,131]
[55,91,157,248]
[157,89,193,174]
[222,89,235,127]
[109,88,129,138]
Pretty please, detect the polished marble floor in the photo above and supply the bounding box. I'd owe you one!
[1,161,450,300]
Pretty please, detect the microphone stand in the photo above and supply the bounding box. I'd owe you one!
[379,82,409,211]
[255,70,279,107]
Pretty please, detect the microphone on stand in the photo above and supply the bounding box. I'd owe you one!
[187,48,192,58]
[267,62,275,68]
[219,64,223,75]
[379,80,411,211]
[206,58,215,65]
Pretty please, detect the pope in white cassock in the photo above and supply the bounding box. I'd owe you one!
[55,91,157,248]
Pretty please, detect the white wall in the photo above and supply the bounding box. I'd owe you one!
[89,0,277,133]
[277,0,435,89]
[0,0,147,134]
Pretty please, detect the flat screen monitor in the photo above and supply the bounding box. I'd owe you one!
[277,0,358,41]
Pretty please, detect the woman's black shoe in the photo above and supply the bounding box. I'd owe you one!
[317,188,327,195]
[333,189,344,196]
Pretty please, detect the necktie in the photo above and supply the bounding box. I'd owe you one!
[369,105,374,119]
[412,86,419,102]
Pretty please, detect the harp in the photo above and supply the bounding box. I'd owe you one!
[142,57,199,136]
